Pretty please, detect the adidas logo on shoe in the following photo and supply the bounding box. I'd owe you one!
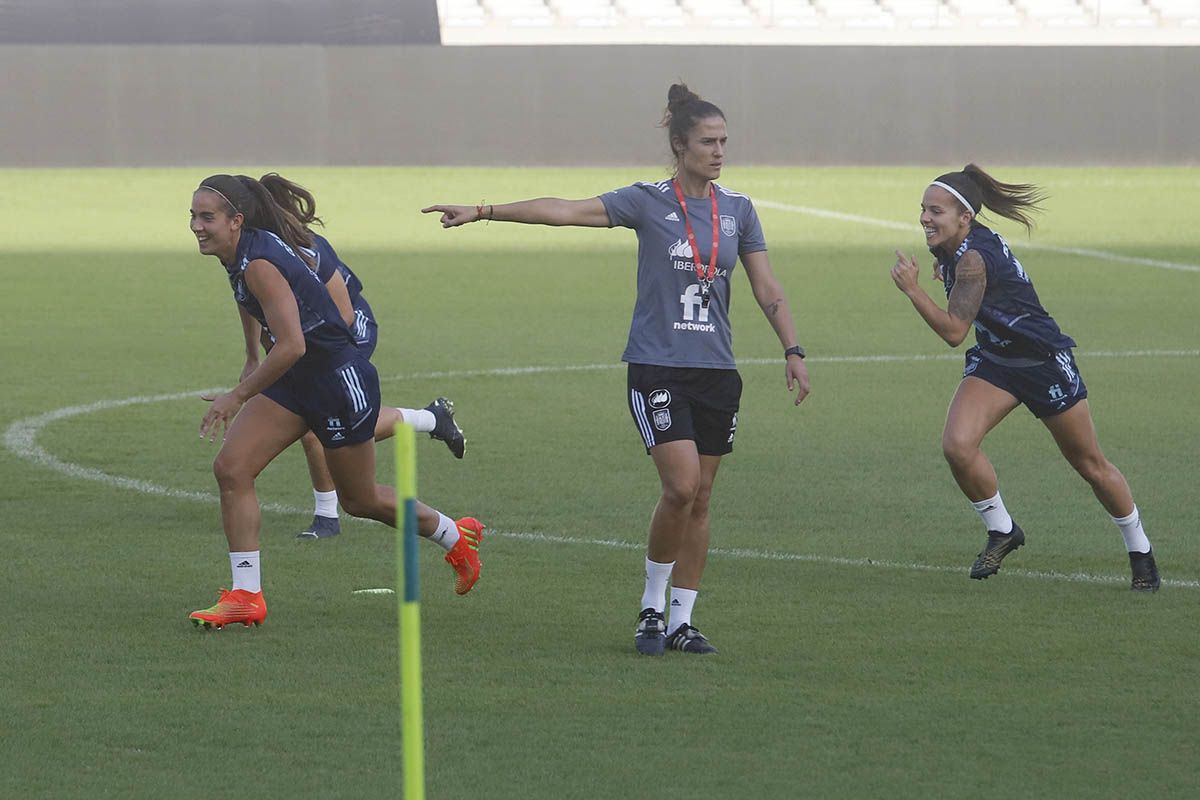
[665,624,717,654]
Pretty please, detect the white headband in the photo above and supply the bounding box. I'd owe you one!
[200,185,240,213]
[930,181,976,216]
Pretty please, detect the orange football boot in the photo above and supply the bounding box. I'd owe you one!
[189,588,267,629]
[445,517,485,595]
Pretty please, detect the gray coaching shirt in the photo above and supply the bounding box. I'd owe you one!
[600,180,767,369]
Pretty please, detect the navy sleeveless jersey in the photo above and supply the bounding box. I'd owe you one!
[933,222,1076,361]
[307,232,377,344]
[225,228,356,371]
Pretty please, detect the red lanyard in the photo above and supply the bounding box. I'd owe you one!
[671,179,719,289]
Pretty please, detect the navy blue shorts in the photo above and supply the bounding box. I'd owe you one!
[963,346,1088,418]
[627,363,742,456]
[263,352,381,448]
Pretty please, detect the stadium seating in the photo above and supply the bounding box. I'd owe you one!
[438,0,1200,43]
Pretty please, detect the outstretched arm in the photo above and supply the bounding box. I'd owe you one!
[741,250,810,406]
[422,197,610,228]
[891,249,983,347]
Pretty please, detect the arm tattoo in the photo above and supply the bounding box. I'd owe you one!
[765,299,783,317]
[947,250,986,322]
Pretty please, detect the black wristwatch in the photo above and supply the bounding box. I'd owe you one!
[784,345,806,360]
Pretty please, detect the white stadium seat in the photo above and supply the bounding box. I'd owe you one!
[951,0,1019,15]
[753,0,820,22]
[1151,0,1200,21]
[438,0,1200,42]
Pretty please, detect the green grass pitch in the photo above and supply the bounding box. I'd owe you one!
[1,166,1197,798]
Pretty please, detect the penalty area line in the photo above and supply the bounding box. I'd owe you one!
[755,198,1200,274]
[493,529,1200,590]
[384,348,1198,383]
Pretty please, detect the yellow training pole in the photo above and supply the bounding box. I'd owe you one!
[395,423,426,800]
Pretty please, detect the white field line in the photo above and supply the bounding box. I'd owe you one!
[1,389,300,514]
[755,199,1200,274]
[4,348,1198,590]
[388,349,1199,383]
[494,529,1200,590]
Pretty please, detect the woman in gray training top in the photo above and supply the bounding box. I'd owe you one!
[423,83,811,655]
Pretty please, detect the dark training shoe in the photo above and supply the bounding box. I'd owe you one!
[426,397,466,459]
[665,624,718,654]
[635,608,666,656]
[969,522,1026,580]
[1129,550,1161,593]
[296,515,341,540]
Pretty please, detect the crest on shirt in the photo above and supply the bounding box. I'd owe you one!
[719,215,736,237]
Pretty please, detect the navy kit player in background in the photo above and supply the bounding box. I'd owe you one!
[890,164,1159,591]
[188,175,484,629]
[424,83,811,654]
[253,174,467,542]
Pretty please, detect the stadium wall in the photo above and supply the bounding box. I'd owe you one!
[2,45,1197,167]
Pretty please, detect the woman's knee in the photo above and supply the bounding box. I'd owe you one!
[338,491,372,519]
[338,487,382,519]
[212,452,253,492]
[660,475,701,509]
[941,431,977,468]
[1071,453,1113,486]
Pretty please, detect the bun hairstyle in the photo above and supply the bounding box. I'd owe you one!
[198,174,314,263]
[933,163,1047,233]
[661,82,725,163]
[259,172,323,229]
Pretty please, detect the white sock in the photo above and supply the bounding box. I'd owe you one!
[640,558,674,613]
[667,587,697,637]
[399,407,436,433]
[230,550,261,593]
[1112,506,1151,553]
[429,512,460,552]
[313,489,338,519]
[971,492,1014,534]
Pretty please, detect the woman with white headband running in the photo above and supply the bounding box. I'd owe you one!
[890,163,1159,592]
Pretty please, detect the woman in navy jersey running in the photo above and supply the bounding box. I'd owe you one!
[890,164,1159,591]
[424,83,811,654]
[188,175,484,629]
[253,173,466,541]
